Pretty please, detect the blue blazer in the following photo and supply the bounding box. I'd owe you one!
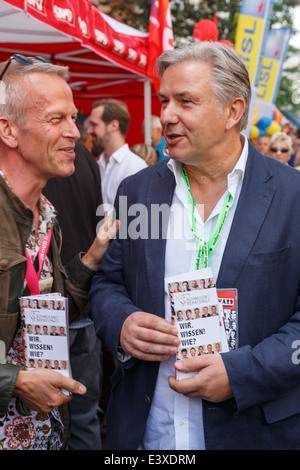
[90,142,300,450]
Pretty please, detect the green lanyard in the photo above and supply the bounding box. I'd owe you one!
[181,165,233,269]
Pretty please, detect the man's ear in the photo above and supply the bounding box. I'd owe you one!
[225,98,246,131]
[0,117,18,148]
[108,119,120,133]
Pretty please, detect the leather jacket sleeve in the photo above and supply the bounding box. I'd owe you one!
[0,363,21,414]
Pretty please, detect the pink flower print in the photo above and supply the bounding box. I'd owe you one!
[5,417,36,449]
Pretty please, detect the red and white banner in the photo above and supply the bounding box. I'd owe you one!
[2,0,149,76]
[147,0,174,93]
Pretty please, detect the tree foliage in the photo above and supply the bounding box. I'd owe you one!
[91,0,299,43]
[276,45,300,115]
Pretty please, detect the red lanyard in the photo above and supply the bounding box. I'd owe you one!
[25,228,52,296]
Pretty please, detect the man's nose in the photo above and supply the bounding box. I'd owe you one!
[63,119,81,140]
[160,102,179,125]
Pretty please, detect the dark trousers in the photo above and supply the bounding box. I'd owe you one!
[67,324,102,450]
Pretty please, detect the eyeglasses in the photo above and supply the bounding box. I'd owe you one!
[0,54,50,81]
[270,147,289,154]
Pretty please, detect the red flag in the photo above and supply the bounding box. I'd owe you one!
[147,0,174,93]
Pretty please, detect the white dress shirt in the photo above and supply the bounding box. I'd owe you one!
[140,136,249,450]
[98,143,147,212]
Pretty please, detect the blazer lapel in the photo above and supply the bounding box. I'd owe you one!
[144,148,276,309]
[144,162,176,316]
[217,146,275,288]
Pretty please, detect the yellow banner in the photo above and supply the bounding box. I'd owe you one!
[256,57,279,102]
[235,14,265,84]
[256,28,291,103]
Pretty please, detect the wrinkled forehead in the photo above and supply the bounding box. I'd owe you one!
[21,73,76,114]
[22,73,72,98]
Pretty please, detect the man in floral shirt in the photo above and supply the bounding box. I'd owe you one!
[0,56,118,449]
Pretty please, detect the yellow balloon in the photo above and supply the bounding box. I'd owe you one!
[250,125,259,139]
[266,121,281,135]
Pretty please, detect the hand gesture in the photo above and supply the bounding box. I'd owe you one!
[14,368,86,414]
[120,311,180,362]
[82,211,120,271]
[169,353,233,402]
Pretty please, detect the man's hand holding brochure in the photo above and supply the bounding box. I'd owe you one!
[166,267,234,402]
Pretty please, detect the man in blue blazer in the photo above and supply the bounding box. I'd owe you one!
[90,42,300,450]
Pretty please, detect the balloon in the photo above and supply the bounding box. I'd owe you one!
[213,13,218,27]
[259,127,267,137]
[218,39,235,49]
[193,19,219,42]
[266,120,282,135]
[250,125,259,140]
[257,116,272,130]
[274,108,283,124]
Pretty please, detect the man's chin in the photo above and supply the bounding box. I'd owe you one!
[168,152,188,163]
[63,164,76,178]
[50,162,76,179]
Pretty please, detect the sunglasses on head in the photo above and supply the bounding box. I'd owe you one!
[270,147,289,153]
[0,54,50,81]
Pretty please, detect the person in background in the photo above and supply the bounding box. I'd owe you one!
[143,115,167,162]
[78,118,103,162]
[256,133,270,155]
[267,132,293,165]
[78,123,94,154]
[131,143,157,166]
[87,99,147,213]
[287,127,300,167]
[151,115,166,162]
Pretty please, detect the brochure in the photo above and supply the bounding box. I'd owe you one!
[165,268,229,379]
[19,293,70,380]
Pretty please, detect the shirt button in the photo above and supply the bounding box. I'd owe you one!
[178,421,185,427]
[144,394,151,405]
[0,259,9,271]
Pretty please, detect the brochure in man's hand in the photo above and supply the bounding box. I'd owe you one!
[165,267,229,380]
[19,293,70,384]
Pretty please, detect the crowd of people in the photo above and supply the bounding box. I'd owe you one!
[0,40,300,452]
[251,127,300,168]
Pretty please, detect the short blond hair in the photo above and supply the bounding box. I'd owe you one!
[269,132,293,152]
[132,143,157,166]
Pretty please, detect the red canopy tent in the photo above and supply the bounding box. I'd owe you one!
[0,0,162,146]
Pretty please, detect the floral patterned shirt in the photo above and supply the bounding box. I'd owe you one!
[0,173,64,450]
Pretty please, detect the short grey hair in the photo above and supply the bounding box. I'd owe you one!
[155,41,251,131]
[0,58,69,126]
